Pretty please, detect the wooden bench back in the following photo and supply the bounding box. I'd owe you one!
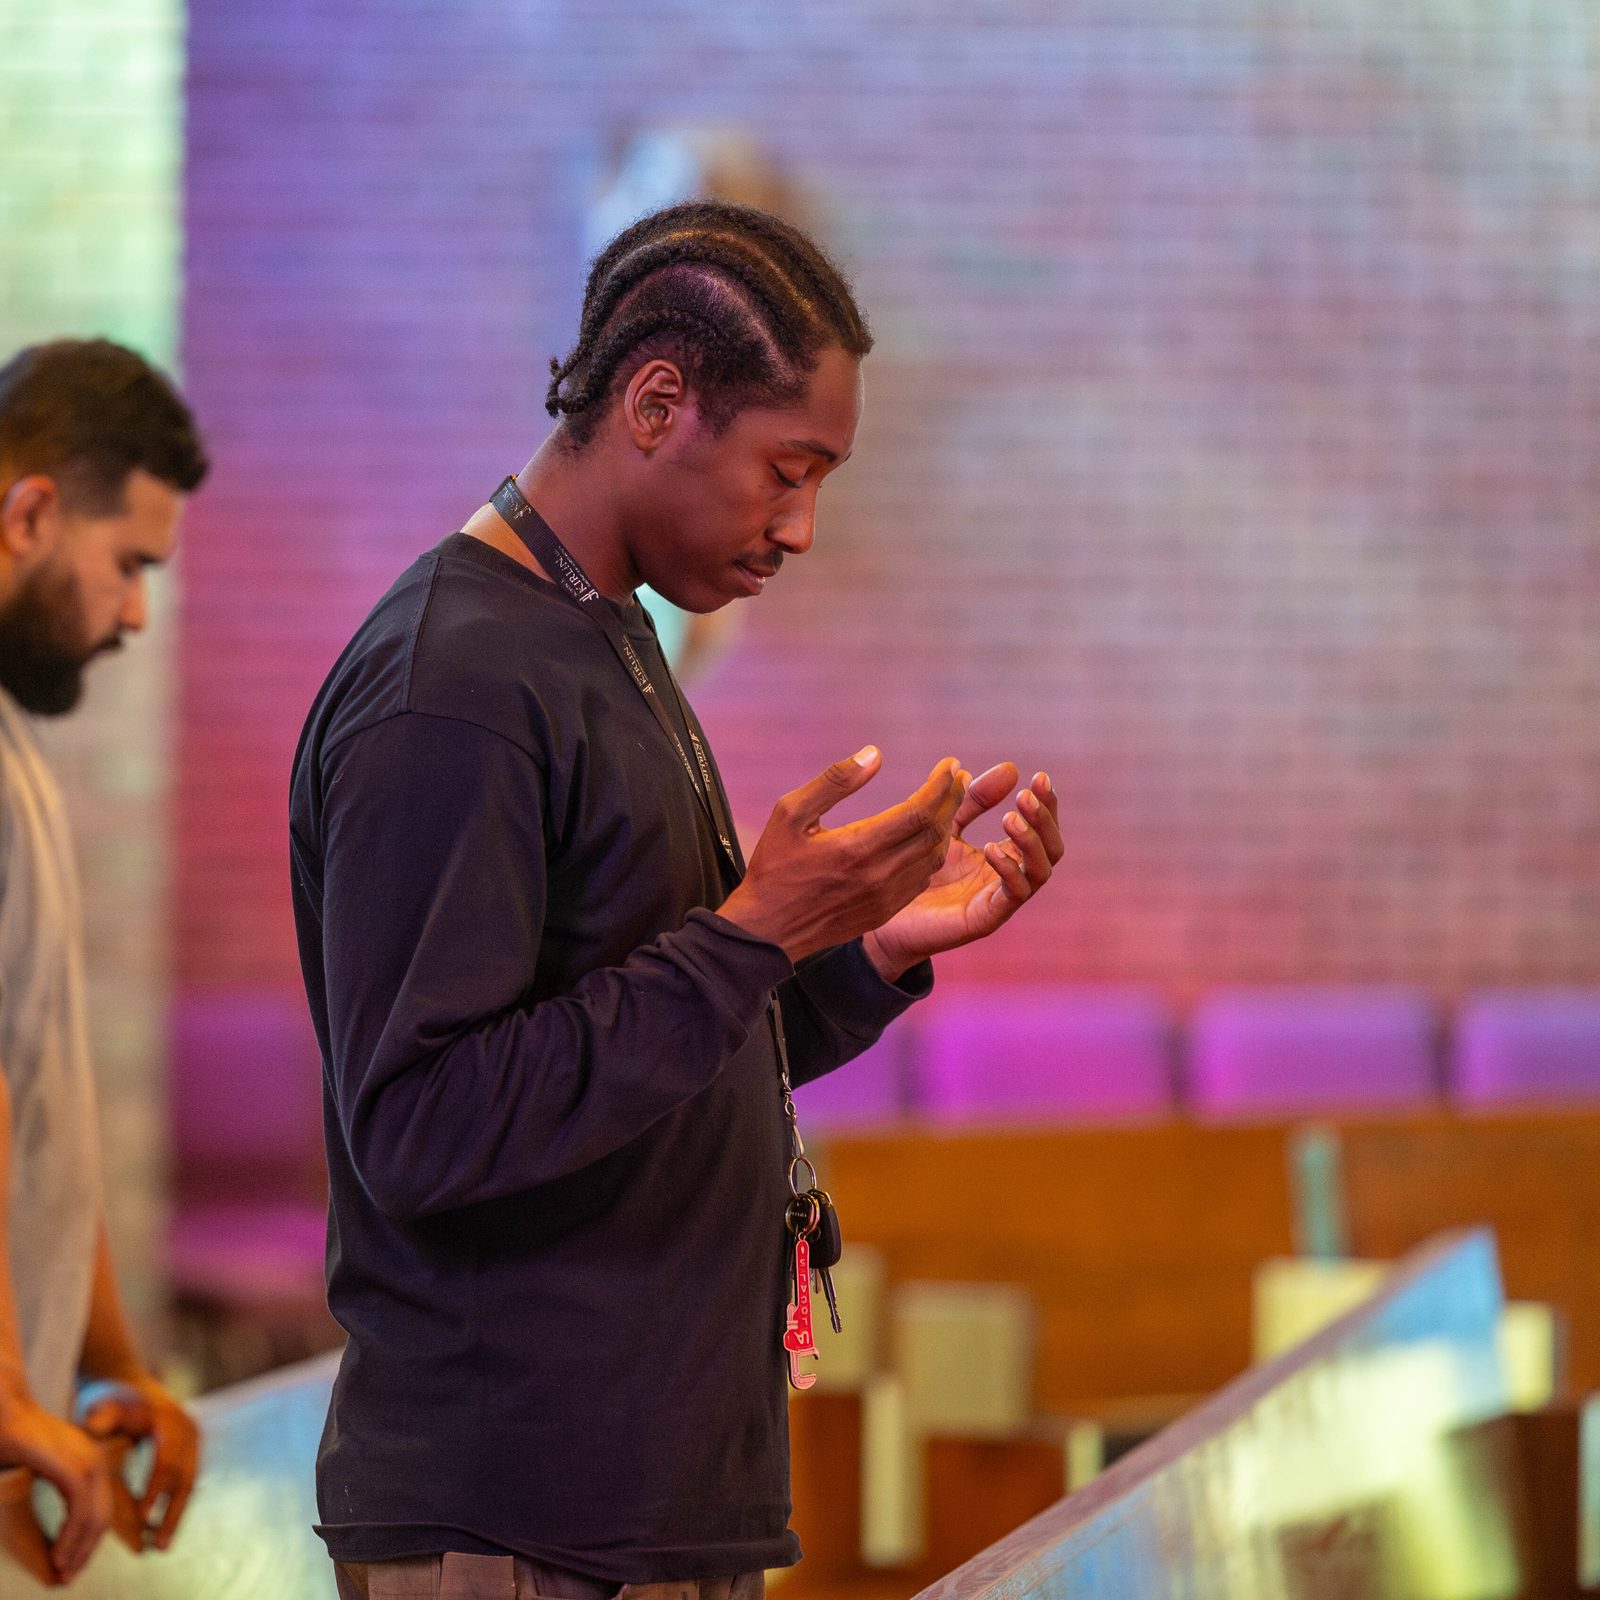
[1328,1109,1600,1392]
[822,1123,1296,1407]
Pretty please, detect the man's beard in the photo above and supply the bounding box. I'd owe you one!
[0,565,106,717]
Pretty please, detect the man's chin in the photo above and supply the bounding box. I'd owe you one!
[643,583,728,616]
[0,574,100,716]
[0,661,88,717]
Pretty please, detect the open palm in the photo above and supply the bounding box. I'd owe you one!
[865,763,1062,979]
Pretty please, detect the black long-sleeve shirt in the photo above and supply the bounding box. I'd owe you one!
[289,532,929,1581]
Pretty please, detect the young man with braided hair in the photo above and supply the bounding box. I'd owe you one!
[292,202,1061,1600]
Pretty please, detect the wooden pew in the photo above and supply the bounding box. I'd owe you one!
[910,1230,1557,1600]
[818,1124,1297,1410]
[1301,1110,1600,1395]
[822,1113,1600,1412]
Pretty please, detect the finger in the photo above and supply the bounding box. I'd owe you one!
[984,839,1032,908]
[875,786,965,885]
[1028,772,1062,835]
[136,1423,174,1522]
[779,745,882,828]
[81,1395,151,1440]
[53,1467,111,1582]
[880,828,953,896]
[136,1461,164,1525]
[153,1467,194,1549]
[906,755,963,816]
[135,1448,187,1524]
[845,758,963,852]
[78,1399,123,1438]
[108,1467,145,1553]
[1002,806,1055,884]
[952,762,1019,835]
[918,757,967,832]
[1018,781,1064,864]
[139,1405,200,1538]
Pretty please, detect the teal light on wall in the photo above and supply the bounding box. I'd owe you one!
[0,0,186,1334]
[0,0,183,360]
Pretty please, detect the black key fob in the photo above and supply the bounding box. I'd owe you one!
[808,1191,843,1271]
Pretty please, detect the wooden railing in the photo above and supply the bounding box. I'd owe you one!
[910,1229,1521,1600]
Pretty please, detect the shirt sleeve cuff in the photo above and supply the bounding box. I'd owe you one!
[793,938,933,1042]
[689,907,796,989]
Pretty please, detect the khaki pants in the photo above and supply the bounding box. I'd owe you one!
[333,1553,766,1600]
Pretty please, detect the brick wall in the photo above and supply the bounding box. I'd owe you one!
[181,1,1600,1019]
[0,0,184,1324]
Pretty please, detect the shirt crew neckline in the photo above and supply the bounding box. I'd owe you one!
[444,531,655,638]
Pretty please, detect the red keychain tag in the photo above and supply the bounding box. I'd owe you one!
[784,1234,819,1389]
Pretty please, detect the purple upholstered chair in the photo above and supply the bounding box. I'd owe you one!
[792,1027,913,1127]
[1453,990,1600,1107]
[916,987,1175,1124]
[167,989,328,1307]
[1187,987,1440,1120]
[170,990,324,1194]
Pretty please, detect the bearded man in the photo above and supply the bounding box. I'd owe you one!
[0,338,208,1583]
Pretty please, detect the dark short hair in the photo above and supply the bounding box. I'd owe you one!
[0,338,208,512]
[547,200,873,447]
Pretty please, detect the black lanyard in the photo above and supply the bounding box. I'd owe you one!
[490,476,742,882]
[490,477,813,1212]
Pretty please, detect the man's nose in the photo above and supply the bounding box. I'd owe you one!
[770,496,817,556]
[119,577,148,634]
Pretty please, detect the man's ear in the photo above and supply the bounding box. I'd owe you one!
[0,476,60,565]
[621,360,688,454]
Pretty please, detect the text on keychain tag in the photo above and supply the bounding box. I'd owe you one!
[784,1234,819,1390]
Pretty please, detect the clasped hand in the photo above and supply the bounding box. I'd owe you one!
[0,1367,198,1585]
[720,747,1061,975]
[78,1374,199,1555]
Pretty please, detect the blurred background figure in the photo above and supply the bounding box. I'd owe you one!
[0,339,206,1582]
[583,123,808,682]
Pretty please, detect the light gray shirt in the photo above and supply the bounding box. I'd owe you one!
[0,686,101,1415]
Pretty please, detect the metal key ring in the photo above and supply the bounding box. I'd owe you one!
[788,1154,819,1198]
[787,1193,820,1238]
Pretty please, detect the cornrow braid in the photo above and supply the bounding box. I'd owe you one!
[547,200,872,447]
[549,303,763,423]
